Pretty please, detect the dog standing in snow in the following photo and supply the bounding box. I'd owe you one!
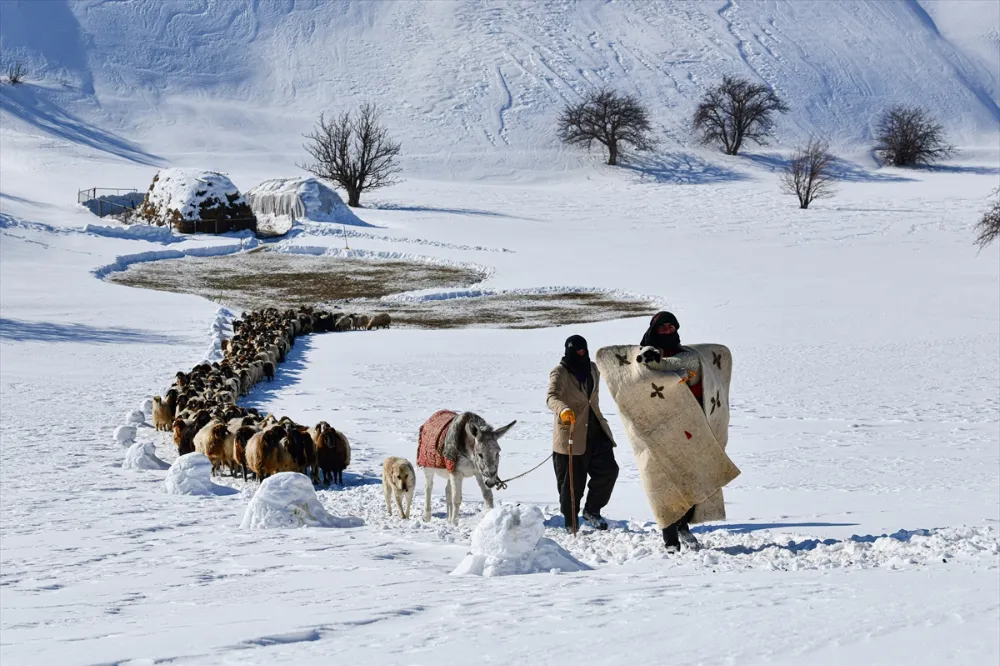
[382,457,416,519]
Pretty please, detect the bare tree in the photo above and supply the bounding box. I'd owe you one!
[557,88,655,166]
[300,103,401,207]
[874,105,953,167]
[780,139,836,209]
[974,188,1000,249]
[5,62,27,85]
[693,75,789,155]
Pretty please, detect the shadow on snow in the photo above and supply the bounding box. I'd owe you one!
[741,153,917,182]
[0,318,187,345]
[242,334,313,410]
[0,85,163,167]
[694,521,860,534]
[620,152,751,185]
[371,202,527,219]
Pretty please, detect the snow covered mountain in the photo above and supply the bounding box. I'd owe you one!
[2,0,998,177]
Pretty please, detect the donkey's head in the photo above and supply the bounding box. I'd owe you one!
[466,418,517,488]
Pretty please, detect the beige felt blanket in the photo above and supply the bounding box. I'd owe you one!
[595,344,739,528]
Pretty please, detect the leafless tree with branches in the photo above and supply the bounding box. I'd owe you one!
[5,62,27,85]
[874,105,953,167]
[780,139,836,209]
[974,188,1000,249]
[693,75,789,155]
[557,88,655,166]
[300,103,401,207]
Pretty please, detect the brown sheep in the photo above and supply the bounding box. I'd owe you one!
[193,419,229,474]
[226,426,260,481]
[245,425,297,481]
[283,425,318,483]
[173,410,211,456]
[311,422,351,485]
[367,312,391,330]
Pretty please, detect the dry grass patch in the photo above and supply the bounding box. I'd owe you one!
[108,251,656,328]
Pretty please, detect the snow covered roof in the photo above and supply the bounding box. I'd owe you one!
[137,168,256,231]
[245,177,370,226]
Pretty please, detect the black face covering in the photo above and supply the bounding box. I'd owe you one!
[640,311,682,354]
[562,335,591,383]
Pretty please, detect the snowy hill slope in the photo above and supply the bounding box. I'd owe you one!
[1,0,998,176]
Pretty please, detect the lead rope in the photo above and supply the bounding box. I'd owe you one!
[494,452,554,491]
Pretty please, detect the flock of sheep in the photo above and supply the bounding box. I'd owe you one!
[150,306,391,485]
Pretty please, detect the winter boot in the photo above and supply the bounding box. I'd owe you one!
[582,509,608,530]
[663,525,680,553]
[678,522,701,551]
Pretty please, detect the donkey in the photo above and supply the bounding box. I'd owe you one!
[417,411,516,525]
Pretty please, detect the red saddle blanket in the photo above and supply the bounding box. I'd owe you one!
[417,410,457,473]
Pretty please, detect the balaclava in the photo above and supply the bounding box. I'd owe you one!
[640,311,681,354]
[562,334,591,384]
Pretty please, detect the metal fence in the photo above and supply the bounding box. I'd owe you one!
[77,187,143,218]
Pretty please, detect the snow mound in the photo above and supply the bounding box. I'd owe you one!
[113,424,137,447]
[241,472,364,530]
[452,504,590,577]
[136,168,256,233]
[91,238,255,280]
[124,409,145,425]
[139,397,154,415]
[255,213,295,238]
[164,453,239,496]
[122,440,169,471]
[83,223,182,244]
[245,177,370,227]
[204,308,234,362]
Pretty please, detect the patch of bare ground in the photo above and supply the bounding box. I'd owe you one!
[107,251,656,328]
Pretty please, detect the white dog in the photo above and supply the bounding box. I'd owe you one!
[382,456,416,519]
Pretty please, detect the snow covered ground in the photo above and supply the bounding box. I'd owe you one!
[2,1,999,665]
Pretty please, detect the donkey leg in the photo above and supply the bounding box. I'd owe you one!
[423,469,434,521]
[475,473,495,511]
[445,478,453,523]
[450,474,463,525]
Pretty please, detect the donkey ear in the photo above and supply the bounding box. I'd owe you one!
[493,420,517,439]
[467,422,480,438]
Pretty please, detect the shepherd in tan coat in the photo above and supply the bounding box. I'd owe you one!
[546,335,619,532]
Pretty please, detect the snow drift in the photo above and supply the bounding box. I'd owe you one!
[245,177,369,227]
[122,440,169,471]
[136,169,256,234]
[83,223,183,244]
[452,504,590,577]
[164,453,239,496]
[241,472,364,529]
[113,424,136,447]
[123,409,145,426]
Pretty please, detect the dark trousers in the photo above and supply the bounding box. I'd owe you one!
[552,433,619,526]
